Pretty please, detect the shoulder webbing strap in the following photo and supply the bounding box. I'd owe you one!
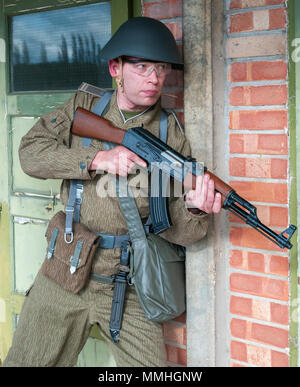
[65,91,114,240]
[159,109,168,143]
[81,90,114,147]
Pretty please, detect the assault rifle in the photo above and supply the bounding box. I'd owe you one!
[71,107,296,250]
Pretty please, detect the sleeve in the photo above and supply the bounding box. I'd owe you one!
[18,92,99,180]
[158,113,209,247]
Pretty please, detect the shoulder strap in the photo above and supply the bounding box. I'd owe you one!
[81,90,114,147]
[65,90,114,240]
[159,109,168,143]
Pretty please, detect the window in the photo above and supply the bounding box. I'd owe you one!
[9,2,112,92]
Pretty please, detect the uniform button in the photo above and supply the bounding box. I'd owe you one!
[50,118,57,123]
[80,162,86,169]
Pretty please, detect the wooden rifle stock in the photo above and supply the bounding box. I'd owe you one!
[72,107,126,145]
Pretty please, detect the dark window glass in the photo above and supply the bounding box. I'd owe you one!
[10,2,112,92]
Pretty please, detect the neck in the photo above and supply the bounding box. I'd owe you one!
[116,89,152,112]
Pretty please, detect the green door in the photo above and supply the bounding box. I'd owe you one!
[0,0,140,367]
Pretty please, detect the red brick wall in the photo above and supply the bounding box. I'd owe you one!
[227,0,289,367]
[142,0,186,367]
[142,0,290,367]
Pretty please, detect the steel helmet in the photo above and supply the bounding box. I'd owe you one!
[100,17,183,68]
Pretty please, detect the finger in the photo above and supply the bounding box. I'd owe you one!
[203,178,215,212]
[128,152,147,168]
[212,192,222,213]
[199,174,209,206]
[126,160,136,173]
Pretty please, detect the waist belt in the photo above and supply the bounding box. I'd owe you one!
[96,232,130,249]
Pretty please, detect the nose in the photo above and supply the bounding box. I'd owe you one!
[147,68,159,83]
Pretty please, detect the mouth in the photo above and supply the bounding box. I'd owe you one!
[141,90,158,97]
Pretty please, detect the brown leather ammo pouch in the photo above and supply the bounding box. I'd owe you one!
[41,211,101,293]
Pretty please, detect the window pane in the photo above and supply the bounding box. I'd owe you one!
[10,2,112,92]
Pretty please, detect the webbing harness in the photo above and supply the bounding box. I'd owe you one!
[66,89,168,343]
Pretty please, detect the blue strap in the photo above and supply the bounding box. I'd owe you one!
[81,91,114,147]
[65,91,114,240]
[70,241,83,274]
[96,232,130,249]
[47,228,59,259]
[65,179,83,243]
[159,109,168,143]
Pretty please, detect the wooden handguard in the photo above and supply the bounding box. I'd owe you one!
[183,170,233,206]
[72,107,125,145]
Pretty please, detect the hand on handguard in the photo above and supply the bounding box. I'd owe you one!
[185,174,222,214]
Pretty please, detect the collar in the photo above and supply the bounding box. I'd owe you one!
[104,90,162,135]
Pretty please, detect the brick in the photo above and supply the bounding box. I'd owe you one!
[253,10,269,31]
[252,298,271,321]
[271,302,289,325]
[251,61,287,81]
[230,226,288,251]
[161,89,183,109]
[165,344,186,365]
[164,68,183,88]
[229,180,287,203]
[163,323,186,345]
[229,110,287,130]
[269,8,286,30]
[231,318,247,338]
[229,134,288,155]
[231,341,247,362]
[230,0,285,8]
[230,0,242,9]
[230,295,252,317]
[230,250,244,267]
[269,255,289,276]
[230,12,253,33]
[248,252,265,272]
[252,323,288,348]
[172,312,186,324]
[165,20,182,41]
[229,85,287,106]
[271,350,289,367]
[247,344,271,367]
[143,0,182,20]
[231,318,288,348]
[228,62,247,82]
[249,85,287,106]
[229,157,287,179]
[230,273,289,300]
[227,34,286,58]
[230,273,263,295]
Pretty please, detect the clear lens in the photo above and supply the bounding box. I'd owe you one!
[123,59,171,77]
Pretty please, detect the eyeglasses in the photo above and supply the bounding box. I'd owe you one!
[122,58,171,77]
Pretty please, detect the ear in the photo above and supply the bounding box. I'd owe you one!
[108,59,120,78]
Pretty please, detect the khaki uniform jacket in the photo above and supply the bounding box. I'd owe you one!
[19,89,209,289]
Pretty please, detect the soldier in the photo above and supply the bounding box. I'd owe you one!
[3,17,221,367]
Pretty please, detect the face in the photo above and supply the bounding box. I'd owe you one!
[108,57,168,111]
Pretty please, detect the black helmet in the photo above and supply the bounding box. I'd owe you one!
[100,17,183,68]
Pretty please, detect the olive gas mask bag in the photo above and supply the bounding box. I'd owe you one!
[116,177,186,322]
